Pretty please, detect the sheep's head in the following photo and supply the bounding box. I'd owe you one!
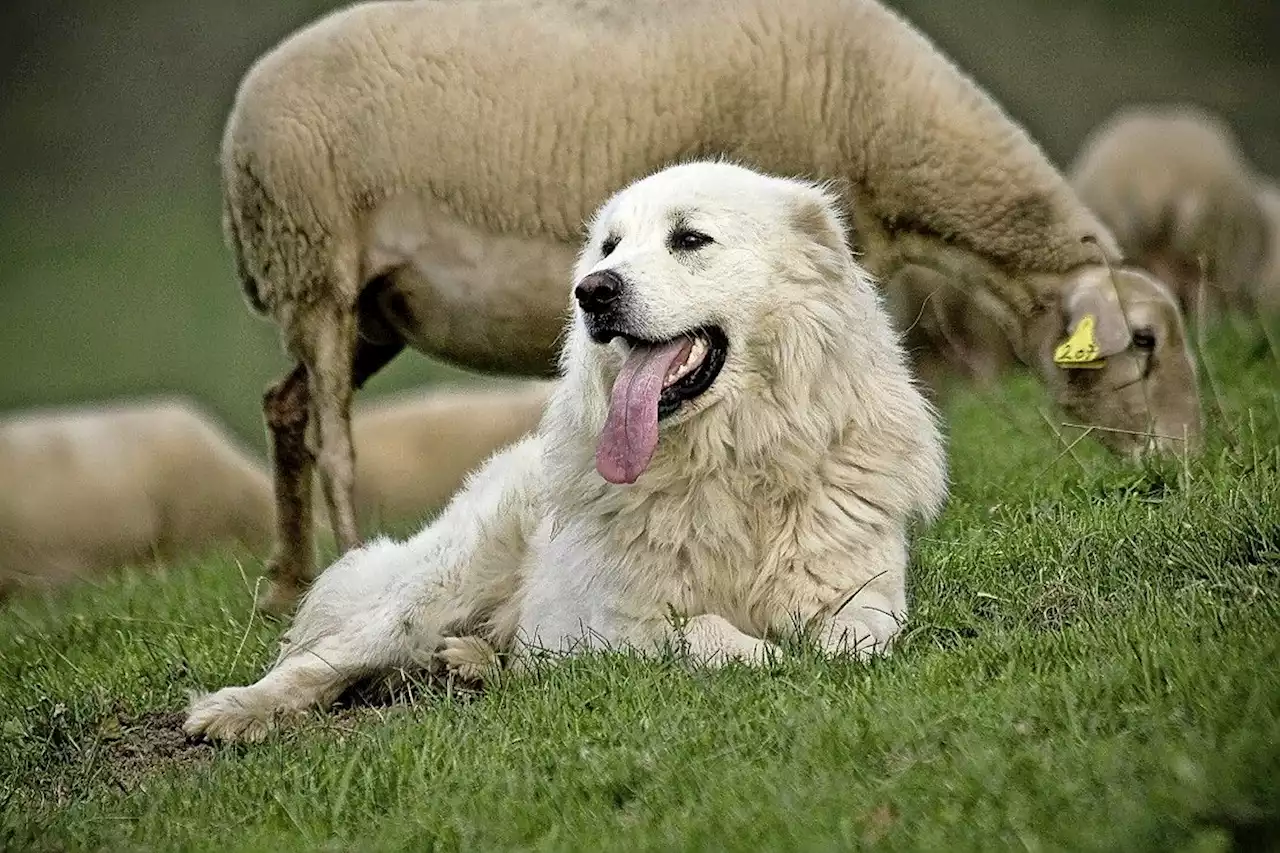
[1034,265,1202,457]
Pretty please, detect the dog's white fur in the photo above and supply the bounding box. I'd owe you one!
[184,163,947,742]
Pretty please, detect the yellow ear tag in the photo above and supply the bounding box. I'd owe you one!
[1053,314,1107,369]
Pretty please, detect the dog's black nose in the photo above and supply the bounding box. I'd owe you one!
[574,270,623,315]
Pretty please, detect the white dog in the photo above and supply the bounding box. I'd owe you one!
[184,162,948,742]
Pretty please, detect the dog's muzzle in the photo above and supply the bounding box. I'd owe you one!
[575,270,623,315]
[575,269,635,343]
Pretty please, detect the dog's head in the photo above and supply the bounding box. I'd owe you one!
[565,161,874,485]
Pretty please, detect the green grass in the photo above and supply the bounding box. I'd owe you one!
[1,322,1278,852]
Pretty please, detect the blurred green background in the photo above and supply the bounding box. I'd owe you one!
[2,0,1277,452]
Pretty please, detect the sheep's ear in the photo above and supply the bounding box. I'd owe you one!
[1055,270,1131,368]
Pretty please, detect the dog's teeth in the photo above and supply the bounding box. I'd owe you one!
[664,338,709,386]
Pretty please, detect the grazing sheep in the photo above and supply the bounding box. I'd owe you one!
[1070,104,1270,315]
[881,251,1197,413]
[226,0,1202,612]
[348,382,551,528]
[0,399,273,599]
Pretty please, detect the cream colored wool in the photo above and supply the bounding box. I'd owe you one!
[348,381,551,527]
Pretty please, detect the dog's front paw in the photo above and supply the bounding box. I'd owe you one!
[436,636,500,684]
[820,616,898,660]
[680,613,777,667]
[184,686,289,743]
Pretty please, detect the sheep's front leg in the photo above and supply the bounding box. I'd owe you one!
[259,363,315,615]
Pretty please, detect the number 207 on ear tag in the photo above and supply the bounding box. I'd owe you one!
[1053,314,1107,370]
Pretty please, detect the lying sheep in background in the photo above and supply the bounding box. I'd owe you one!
[0,387,550,602]
[0,399,273,599]
[224,0,1202,611]
[347,381,550,529]
[1071,104,1270,316]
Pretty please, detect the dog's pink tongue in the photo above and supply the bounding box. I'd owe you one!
[596,338,692,485]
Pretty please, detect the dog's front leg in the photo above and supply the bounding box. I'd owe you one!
[676,614,779,666]
[439,616,779,678]
[436,635,503,683]
[184,629,393,743]
[437,614,780,678]
[812,586,904,659]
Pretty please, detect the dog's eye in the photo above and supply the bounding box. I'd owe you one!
[1131,328,1157,350]
[600,235,619,258]
[670,229,714,252]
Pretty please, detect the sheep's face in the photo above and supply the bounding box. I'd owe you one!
[1037,266,1202,457]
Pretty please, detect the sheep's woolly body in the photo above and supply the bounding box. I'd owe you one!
[0,400,273,596]
[883,259,1020,390]
[0,388,549,599]
[349,382,551,526]
[225,0,1115,325]
[1070,105,1269,313]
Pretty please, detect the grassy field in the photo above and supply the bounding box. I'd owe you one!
[3,3,1276,850]
[1,320,1278,852]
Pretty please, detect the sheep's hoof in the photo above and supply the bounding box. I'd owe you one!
[254,578,305,618]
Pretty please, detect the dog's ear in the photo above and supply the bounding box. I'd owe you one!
[1056,268,1132,366]
[790,189,848,254]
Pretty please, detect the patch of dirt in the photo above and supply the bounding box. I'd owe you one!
[100,711,215,791]
[7,709,217,812]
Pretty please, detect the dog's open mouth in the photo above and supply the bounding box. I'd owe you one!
[594,326,727,485]
[650,327,728,418]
